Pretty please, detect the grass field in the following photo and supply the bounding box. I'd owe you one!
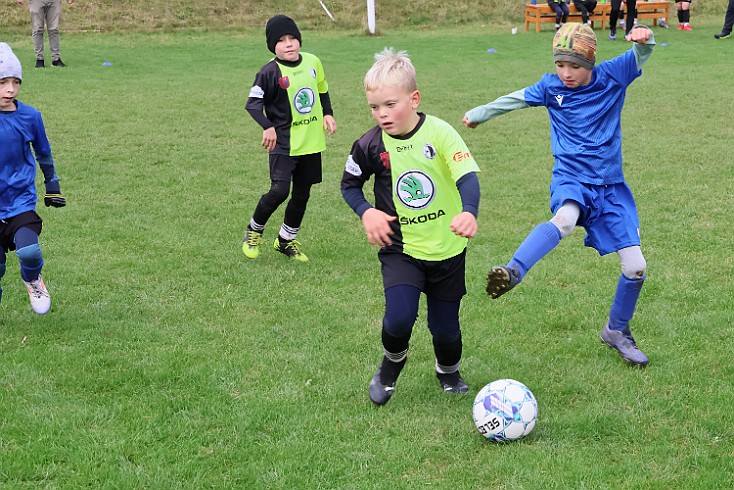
[1,19,734,489]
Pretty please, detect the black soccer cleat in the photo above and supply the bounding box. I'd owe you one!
[368,356,406,406]
[486,265,521,299]
[437,370,469,394]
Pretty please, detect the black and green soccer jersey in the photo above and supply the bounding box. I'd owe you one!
[246,52,332,156]
[341,114,480,261]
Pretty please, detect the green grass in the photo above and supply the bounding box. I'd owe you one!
[1,22,734,489]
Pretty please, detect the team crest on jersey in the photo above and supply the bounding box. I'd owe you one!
[423,143,437,160]
[279,77,290,90]
[380,152,391,169]
[310,68,317,79]
[395,170,435,210]
[293,87,316,114]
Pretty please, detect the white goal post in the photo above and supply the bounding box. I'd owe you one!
[367,0,376,34]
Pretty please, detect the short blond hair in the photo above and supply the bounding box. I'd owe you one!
[364,47,417,93]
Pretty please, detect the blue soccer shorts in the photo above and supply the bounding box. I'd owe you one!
[549,178,641,256]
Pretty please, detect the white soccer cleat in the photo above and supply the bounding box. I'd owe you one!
[23,275,51,315]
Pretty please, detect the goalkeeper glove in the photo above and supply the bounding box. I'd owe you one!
[44,193,66,208]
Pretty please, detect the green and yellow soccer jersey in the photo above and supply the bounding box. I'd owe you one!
[342,114,480,261]
[246,52,329,156]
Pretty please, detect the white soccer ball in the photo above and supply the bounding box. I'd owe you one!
[472,379,538,442]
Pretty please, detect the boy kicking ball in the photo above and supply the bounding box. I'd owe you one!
[464,23,655,367]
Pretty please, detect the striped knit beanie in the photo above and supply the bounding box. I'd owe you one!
[553,23,596,70]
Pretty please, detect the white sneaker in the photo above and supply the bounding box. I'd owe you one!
[23,275,51,314]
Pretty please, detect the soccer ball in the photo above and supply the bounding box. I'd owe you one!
[472,379,538,442]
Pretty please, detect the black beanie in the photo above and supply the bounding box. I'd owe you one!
[266,15,302,54]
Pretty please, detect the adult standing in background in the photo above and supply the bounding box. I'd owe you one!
[714,0,734,38]
[16,0,74,68]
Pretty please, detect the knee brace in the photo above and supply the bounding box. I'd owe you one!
[619,247,646,279]
[550,203,580,238]
[16,244,44,282]
[16,243,43,267]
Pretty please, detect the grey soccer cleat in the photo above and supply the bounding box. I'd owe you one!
[600,321,649,367]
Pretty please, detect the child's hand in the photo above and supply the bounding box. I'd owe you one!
[262,127,276,152]
[44,193,66,208]
[323,115,336,135]
[361,208,397,247]
[625,26,652,44]
[450,211,477,238]
[463,115,479,129]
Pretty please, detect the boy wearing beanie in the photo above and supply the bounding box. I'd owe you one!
[0,42,67,314]
[464,24,656,367]
[242,15,337,262]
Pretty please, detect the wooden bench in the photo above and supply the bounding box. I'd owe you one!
[633,0,670,27]
[525,3,611,32]
[524,2,670,32]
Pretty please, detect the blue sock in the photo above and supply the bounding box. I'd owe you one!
[608,274,646,331]
[508,222,562,279]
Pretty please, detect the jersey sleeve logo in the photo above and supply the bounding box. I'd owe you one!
[395,170,435,210]
[452,150,473,163]
[279,77,290,90]
[249,85,265,98]
[294,87,316,114]
[345,155,362,176]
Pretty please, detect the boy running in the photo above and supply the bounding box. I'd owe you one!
[242,15,336,262]
[0,42,66,314]
[342,48,481,405]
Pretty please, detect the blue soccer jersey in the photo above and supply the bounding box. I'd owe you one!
[523,49,641,185]
[0,101,53,219]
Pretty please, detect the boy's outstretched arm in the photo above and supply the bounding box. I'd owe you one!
[463,89,530,128]
[626,26,656,70]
